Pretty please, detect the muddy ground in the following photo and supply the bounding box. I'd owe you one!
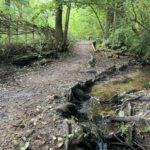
[0,41,132,150]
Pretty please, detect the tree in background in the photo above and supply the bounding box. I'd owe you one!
[55,0,63,49]
[55,0,72,50]
[63,0,71,47]
[0,0,149,59]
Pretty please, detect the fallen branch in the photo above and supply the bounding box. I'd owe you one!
[114,133,136,150]
[138,96,150,101]
[93,116,150,123]
[111,116,150,122]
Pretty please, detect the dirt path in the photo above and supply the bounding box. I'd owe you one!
[0,41,130,150]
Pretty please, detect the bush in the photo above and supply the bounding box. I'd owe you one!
[105,27,132,51]
[133,31,150,59]
[105,27,150,60]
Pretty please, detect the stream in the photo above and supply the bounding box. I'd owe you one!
[62,65,150,150]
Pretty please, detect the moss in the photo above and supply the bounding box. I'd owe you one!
[89,103,114,117]
[91,67,150,99]
[81,100,115,120]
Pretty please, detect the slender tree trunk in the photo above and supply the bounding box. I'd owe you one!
[55,0,63,50]
[5,0,11,44]
[90,5,105,40]
[105,0,125,39]
[63,0,71,47]
[105,0,115,39]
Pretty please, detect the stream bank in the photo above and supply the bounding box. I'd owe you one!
[57,64,150,150]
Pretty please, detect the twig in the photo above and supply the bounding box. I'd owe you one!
[133,141,145,150]
[114,133,136,150]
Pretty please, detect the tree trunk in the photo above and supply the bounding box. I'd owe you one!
[5,0,11,44]
[63,0,71,47]
[55,0,63,50]
[90,5,105,40]
[105,0,125,39]
[105,0,114,39]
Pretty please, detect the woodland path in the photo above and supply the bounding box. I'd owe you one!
[0,41,130,150]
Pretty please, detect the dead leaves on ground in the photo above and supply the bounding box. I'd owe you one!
[52,135,64,148]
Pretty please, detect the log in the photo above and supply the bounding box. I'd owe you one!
[92,116,150,123]
[110,116,150,122]
[139,96,150,101]
[125,96,150,102]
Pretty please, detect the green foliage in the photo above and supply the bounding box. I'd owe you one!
[0,0,150,60]
[120,123,132,144]
[102,0,150,59]
[133,31,150,59]
[120,123,130,135]
[106,25,150,59]
[68,7,100,40]
[105,27,131,50]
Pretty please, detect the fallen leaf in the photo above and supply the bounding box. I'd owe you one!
[52,136,57,141]
[57,142,64,148]
[19,141,29,150]
[36,106,42,112]
[31,118,38,126]
[138,112,143,116]
[41,121,47,125]
[57,137,63,142]
[47,95,55,100]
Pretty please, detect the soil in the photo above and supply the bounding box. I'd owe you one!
[0,41,131,150]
